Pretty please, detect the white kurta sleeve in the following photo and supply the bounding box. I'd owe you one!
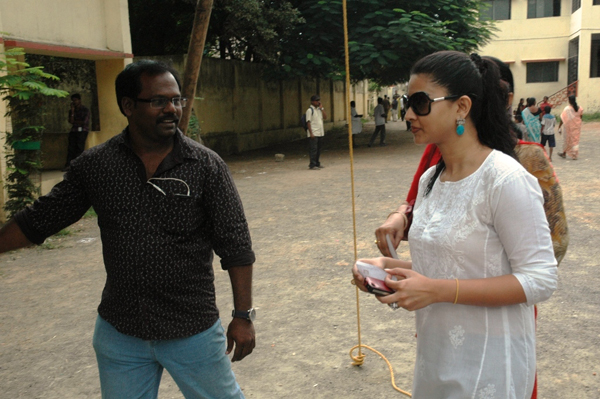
[490,168,558,305]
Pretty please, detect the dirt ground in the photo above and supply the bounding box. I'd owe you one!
[1,120,599,398]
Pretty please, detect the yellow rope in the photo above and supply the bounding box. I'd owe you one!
[349,344,412,397]
[342,1,411,396]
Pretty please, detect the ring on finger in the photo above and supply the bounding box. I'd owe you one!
[389,302,399,310]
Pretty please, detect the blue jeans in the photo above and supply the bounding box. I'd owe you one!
[93,316,244,399]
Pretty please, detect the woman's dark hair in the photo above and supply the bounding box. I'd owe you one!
[527,97,536,107]
[568,95,579,112]
[350,100,356,107]
[484,56,513,94]
[410,51,516,196]
[115,59,182,116]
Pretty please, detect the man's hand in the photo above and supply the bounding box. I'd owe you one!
[226,318,255,362]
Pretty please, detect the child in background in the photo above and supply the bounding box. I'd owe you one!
[541,106,556,161]
[514,114,528,140]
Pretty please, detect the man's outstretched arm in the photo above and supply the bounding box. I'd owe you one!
[225,264,255,362]
[0,218,33,253]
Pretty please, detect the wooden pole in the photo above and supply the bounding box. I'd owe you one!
[179,0,214,136]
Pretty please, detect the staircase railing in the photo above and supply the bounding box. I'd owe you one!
[540,81,578,110]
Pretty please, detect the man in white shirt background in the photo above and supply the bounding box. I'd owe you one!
[368,97,387,147]
[306,94,327,170]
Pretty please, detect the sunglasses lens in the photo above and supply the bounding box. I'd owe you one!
[410,92,430,116]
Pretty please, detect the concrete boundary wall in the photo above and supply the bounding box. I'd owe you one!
[143,55,370,155]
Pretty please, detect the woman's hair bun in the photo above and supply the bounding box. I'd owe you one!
[470,53,487,75]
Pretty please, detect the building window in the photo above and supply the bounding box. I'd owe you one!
[527,0,561,18]
[591,34,600,78]
[572,0,581,12]
[526,62,559,83]
[480,0,511,20]
[594,0,600,5]
[568,37,579,84]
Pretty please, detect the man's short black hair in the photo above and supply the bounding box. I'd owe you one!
[71,93,81,100]
[311,94,320,102]
[115,59,182,116]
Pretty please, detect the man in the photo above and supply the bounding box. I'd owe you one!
[401,94,411,131]
[382,95,391,122]
[65,93,90,169]
[400,94,407,121]
[306,94,327,170]
[539,95,551,119]
[368,97,386,147]
[391,95,399,122]
[0,60,256,398]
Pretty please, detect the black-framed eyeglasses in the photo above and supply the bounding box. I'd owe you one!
[406,92,461,116]
[135,97,187,109]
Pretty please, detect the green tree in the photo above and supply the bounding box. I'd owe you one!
[273,0,495,84]
[128,0,494,84]
[1,47,68,217]
[128,0,303,63]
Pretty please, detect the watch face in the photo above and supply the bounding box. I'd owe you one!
[233,308,256,321]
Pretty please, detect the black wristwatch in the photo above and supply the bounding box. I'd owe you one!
[232,308,256,321]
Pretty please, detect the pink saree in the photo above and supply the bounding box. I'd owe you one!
[560,105,584,159]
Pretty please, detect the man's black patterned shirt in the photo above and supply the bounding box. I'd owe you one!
[15,129,255,340]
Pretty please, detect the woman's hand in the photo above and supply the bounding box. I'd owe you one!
[352,258,386,292]
[375,214,405,257]
[376,268,441,311]
[352,258,413,294]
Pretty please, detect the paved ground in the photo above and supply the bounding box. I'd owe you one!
[1,119,599,398]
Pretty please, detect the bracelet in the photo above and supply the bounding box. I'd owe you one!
[387,211,400,219]
[453,278,459,305]
[387,210,410,226]
[401,212,409,228]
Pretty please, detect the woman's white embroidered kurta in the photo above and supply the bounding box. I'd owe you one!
[409,150,557,399]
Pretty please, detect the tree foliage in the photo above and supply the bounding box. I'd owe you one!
[128,0,303,63]
[1,48,68,217]
[128,0,494,84]
[273,0,495,84]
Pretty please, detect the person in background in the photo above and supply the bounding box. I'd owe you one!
[350,100,363,148]
[514,114,528,139]
[539,96,551,119]
[521,97,542,142]
[306,94,327,169]
[368,97,387,147]
[541,106,557,161]
[65,93,90,170]
[400,94,407,122]
[391,96,399,122]
[382,95,391,122]
[557,95,584,160]
[401,94,411,131]
[353,52,556,398]
[0,60,256,398]
[515,98,526,117]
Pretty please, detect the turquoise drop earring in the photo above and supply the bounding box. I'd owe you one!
[456,117,465,136]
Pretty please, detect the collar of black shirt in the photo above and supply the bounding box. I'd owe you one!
[118,128,202,176]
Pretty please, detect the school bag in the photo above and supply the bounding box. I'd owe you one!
[300,107,314,130]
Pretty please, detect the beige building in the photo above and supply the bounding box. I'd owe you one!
[0,0,133,222]
[479,0,600,113]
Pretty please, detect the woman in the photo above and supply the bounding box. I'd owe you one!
[521,97,542,143]
[515,98,525,117]
[353,51,557,398]
[558,95,583,160]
